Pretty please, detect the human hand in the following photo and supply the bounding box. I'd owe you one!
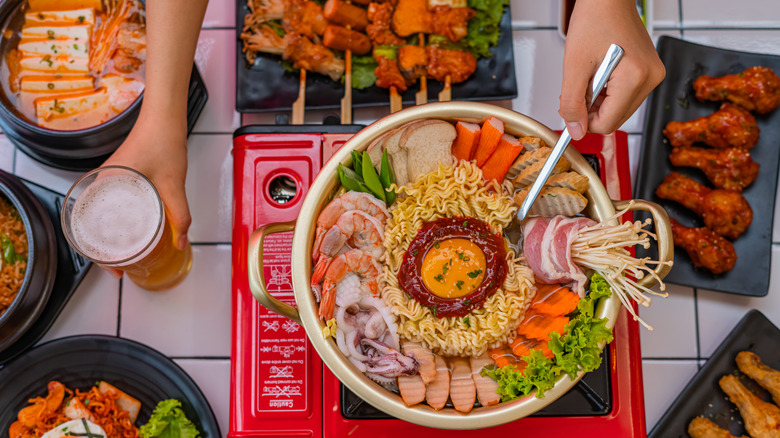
[559,0,665,140]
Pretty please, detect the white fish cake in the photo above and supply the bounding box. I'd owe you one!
[20,74,93,92]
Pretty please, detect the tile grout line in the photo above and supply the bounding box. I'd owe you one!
[116,277,123,337]
[694,287,702,369]
[678,0,685,38]
[642,357,700,361]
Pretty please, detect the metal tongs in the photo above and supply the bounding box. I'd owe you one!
[517,44,624,221]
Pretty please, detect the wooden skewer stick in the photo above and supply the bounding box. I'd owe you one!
[438,74,451,102]
[390,86,402,113]
[340,11,353,124]
[292,68,306,124]
[415,32,427,105]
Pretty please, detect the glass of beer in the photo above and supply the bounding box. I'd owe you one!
[61,166,192,291]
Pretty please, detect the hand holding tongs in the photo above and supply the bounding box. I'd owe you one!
[517,44,624,221]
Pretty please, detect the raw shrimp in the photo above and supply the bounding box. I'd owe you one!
[318,249,380,320]
[311,210,384,285]
[313,192,389,262]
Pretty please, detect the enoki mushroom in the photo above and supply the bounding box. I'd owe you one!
[571,201,673,330]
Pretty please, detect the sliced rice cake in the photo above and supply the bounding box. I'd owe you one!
[24,9,96,25]
[20,54,89,73]
[545,171,589,193]
[35,87,107,123]
[20,74,94,93]
[18,38,90,58]
[512,155,571,187]
[513,186,587,217]
[21,24,91,41]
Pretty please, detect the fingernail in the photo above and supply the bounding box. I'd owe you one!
[566,122,584,140]
[177,234,188,250]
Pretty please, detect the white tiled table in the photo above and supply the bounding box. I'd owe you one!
[11,0,780,436]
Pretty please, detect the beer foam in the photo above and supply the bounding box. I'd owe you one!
[71,174,162,263]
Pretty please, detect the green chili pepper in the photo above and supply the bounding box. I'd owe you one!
[361,151,386,203]
[379,150,396,205]
[338,164,370,193]
[351,150,364,178]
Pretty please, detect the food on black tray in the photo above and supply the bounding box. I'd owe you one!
[737,351,780,406]
[694,66,780,114]
[655,172,753,240]
[719,374,780,438]
[688,416,746,438]
[663,103,759,149]
[0,197,28,317]
[3,0,146,131]
[669,146,759,192]
[313,116,670,412]
[669,218,736,275]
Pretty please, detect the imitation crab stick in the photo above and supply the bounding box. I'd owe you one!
[510,334,555,359]
[451,121,481,161]
[473,116,504,167]
[481,133,523,181]
[516,311,569,341]
[489,345,518,368]
[530,284,580,316]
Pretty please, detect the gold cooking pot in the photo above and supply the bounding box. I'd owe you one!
[247,102,673,429]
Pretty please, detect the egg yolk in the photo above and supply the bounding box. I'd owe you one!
[421,238,487,299]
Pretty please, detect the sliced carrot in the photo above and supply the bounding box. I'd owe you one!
[473,116,504,166]
[530,285,580,317]
[516,311,569,341]
[451,121,481,161]
[509,334,555,359]
[489,345,518,368]
[481,133,523,181]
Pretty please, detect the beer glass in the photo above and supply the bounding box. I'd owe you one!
[61,166,192,291]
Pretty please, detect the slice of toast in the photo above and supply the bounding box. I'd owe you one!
[401,120,456,183]
[545,171,589,193]
[366,130,391,168]
[514,186,587,217]
[512,155,571,187]
[505,146,551,180]
[383,127,409,186]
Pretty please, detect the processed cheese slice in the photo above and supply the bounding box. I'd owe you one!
[21,24,91,41]
[19,38,90,58]
[24,9,95,25]
[20,55,89,73]
[35,87,108,122]
[21,74,94,93]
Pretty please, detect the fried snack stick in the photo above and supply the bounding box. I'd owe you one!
[719,375,780,438]
[688,417,746,438]
[737,351,780,406]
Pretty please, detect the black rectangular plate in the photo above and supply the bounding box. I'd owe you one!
[234,3,518,112]
[648,310,780,438]
[634,36,780,296]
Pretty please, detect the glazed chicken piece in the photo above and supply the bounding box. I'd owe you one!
[737,351,780,406]
[283,0,328,41]
[367,2,405,46]
[426,46,477,83]
[669,146,760,192]
[719,375,780,438]
[656,172,753,240]
[398,45,427,84]
[282,33,345,81]
[663,103,759,149]
[670,218,737,274]
[392,0,432,37]
[429,5,475,42]
[374,55,408,91]
[695,66,780,114]
[688,417,747,438]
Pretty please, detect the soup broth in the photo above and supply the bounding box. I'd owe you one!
[1,0,146,131]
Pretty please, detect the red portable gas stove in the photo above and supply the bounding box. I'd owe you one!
[229,125,646,438]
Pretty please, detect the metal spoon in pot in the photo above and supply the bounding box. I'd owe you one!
[517,43,624,221]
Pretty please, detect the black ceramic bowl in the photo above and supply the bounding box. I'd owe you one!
[0,0,143,171]
[0,170,57,353]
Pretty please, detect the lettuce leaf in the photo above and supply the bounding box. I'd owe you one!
[350,55,378,90]
[466,0,507,58]
[482,274,614,400]
[139,400,200,438]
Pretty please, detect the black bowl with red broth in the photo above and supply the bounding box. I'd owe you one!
[0,170,57,354]
[0,0,147,170]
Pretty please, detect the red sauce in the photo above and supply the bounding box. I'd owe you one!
[398,217,508,318]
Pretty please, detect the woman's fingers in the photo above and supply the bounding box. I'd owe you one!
[156,173,191,251]
[559,53,594,141]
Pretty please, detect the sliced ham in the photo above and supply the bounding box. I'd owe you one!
[448,358,476,413]
[425,355,450,410]
[471,353,500,407]
[523,215,595,297]
[402,341,436,385]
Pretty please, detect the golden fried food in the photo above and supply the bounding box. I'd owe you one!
[669,147,759,192]
[688,417,746,438]
[663,103,759,149]
[719,375,780,438]
[426,46,477,84]
[656,172,753,240]
[670,218,736,274]
[694,66,780,114]
[737,352,780,406]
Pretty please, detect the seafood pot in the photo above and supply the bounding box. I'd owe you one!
[247,102,674,429]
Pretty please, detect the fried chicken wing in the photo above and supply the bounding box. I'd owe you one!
[367,2,405,46]
[655,172,753,239]
[426,46,476,83]
[719,375,780,438]
[669,146,759,192]
[282,33,345,81]
[392,0,432,37]
[695,66,780,114]
[688,417,747,438]
[429,5,475,42]
[737,351,780,406]
[283,0,327,40]
[663,103,760,149]
[670,218,736,274]
[375,55,407,91]
[398,45,427,84]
